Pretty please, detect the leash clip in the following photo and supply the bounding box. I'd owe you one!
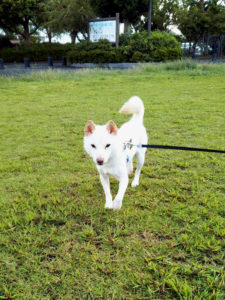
[123,139,133,150]
[124,141,142,150]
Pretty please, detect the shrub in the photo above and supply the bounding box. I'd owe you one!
[130,51,151,63]
[0,40,115,63]
[119,33,133,47]
[0,43,74,63]
[68,49,125,64]
[68,39,126,63]
[150,48,183,62]
[148,31,180,51]
[0,32,183,63]
[129,32,150,53]
[74,39,113,52]
[120,30,183,62]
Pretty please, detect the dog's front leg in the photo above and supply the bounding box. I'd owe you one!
[113,175,129,210]
[99,173,113,209]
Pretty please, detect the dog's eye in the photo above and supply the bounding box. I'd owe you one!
[105,144,111,148]
[91,144,96,148]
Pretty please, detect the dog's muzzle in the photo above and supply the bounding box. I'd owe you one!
[96,158,104,165]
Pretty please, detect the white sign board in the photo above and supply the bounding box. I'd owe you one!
[89,20,117,43]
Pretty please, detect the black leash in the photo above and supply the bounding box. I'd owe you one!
[141,144,225,154]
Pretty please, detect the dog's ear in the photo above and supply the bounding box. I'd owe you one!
[84,120,96,136]
[106,120,118,135]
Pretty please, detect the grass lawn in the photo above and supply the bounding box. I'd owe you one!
[0,61,225,299]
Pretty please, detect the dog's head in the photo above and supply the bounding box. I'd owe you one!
[84,120,118,166]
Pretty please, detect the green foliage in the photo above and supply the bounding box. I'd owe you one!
[90,0,148,25]
[0,0,45,45]
[46,0,95,42]
[148,30,181,50]
[0,43,74,63]
[0,39,124,63]
[0,0,224,48]
[67,39,125,63]
[151,0,179,31]
[149,48,183,62]
[68,49,124,63]
[126,31,150,53]
[67,32,182,63]
[207,1,225,36]
[0,65,225,299]
[119,33,133,46]
[134,0,179,32]
[120,31,183,62]
[0,33,182,63]
[148,31,183,61]
[130,51,150,62]
[176,0,225,48]
[74,39,114,51]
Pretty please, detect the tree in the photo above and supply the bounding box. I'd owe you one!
[39,0,58,43]
[152,0,179,31]
[47,0,95,43]
[140,0,179,32]
[207,1,225,55]
[90,0,149,32]
[175,1,207,53]
[0,0,46,45]
[175,0,225,54]
[207,1,225,36]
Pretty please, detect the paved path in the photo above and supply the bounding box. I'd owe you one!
[0,62,140,75]
[1,60,225,76]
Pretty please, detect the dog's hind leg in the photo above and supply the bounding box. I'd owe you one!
[131,149,146,187]
[100,173,113,209]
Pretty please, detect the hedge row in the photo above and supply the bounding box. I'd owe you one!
[0,31,183,63]
[0,43,74,63]
[67,49,125,64]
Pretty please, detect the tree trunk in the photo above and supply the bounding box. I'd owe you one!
[46,29,52,43]
[48,34,52,44]
[124,20,131,34]
[192,42,197,54]
[70,31,78,44]
[23,20,31,46]
[189,42,192,55]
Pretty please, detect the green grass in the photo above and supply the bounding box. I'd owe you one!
[0,62,225,299]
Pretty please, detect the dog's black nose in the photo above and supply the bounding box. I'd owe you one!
[97,158,104,165]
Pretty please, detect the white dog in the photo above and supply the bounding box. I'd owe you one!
[83,96,148,210]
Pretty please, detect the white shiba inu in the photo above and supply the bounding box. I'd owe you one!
[83,96,148,210]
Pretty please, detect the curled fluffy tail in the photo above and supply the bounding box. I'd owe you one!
[119,96,144,122]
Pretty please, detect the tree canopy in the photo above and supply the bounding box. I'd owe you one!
[46,0,94,43]
[90,0,149,31]
[0,0,224,47]
[175,0,225,53]
[0,0,46,45]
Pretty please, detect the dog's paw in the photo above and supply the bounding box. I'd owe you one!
[105,202,113,209]
[131,179,139,187]
[112,200,122,210]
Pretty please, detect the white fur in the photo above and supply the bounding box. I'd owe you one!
[83,96,148,210]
